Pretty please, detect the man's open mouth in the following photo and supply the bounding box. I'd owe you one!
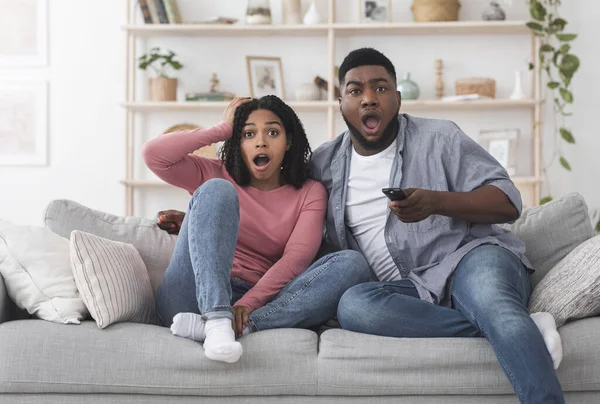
[361,112,381,134]
[253,154,271,167]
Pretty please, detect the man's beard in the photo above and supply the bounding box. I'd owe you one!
[342,112,399,152]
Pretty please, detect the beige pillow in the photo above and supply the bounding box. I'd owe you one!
[529,235,600,327]
[70,231,157,328]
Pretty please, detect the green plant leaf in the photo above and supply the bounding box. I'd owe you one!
[559,72,572,87]
[556,33,578,41]
[547,81,560,89]
[551,18,567,32]
[528,62,535,70]
[540,44,554,52]
[529,0,547,21]
[559,44,571,54]
[560,54,580,75]
[595,220,600,234]
[560,156,572,171]
[526,22,544,32]
[560,128,575,143]
[559,88,573,103]
[540,196,553,205]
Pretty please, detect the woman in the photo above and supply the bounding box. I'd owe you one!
[142,96,370,364]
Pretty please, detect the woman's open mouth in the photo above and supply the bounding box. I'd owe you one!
[361,112,381,135]
[253,154,271,172]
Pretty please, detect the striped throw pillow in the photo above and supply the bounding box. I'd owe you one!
[70,231,157,328]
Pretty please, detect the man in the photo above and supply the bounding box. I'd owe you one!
[156,47,564,403]
[309,47,564,404]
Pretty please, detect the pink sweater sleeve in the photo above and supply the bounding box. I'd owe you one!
[141,122,233,194]
[234,181,328,310]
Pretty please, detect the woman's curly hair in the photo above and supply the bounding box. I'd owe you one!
[219,95,312,189]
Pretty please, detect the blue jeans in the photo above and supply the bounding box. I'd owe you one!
[337,244,564,404]
[155,178,371,331]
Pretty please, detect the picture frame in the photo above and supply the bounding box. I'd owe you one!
[0,0,48,67]
[478,129,520,176]
[246,56,285,100]
[0,80,48,166]
[360,0,392,23]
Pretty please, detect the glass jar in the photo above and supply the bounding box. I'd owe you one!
[246,0,272,25]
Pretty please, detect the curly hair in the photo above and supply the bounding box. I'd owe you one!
[338,47,397,86]
[219,95,312,189]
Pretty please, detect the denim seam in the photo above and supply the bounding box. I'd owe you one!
[249,254,340,330]
[451,291,525,401]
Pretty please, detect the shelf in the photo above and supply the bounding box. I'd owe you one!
[123,24,329,37]
[122,99,537,112]
[121,101,334,111]
[123,21,529,37]
[122,176,542,188]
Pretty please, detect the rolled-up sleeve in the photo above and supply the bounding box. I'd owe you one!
[445,129,523,220]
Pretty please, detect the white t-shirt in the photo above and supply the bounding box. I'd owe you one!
[345,141,401,282]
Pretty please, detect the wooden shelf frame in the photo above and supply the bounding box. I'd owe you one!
[123,1,542,215]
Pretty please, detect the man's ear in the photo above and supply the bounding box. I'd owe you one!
[396,91,402,108]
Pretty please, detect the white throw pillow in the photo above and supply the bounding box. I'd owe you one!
[70,230,157,328]
[0,219,88,324]
[529,235,600,327]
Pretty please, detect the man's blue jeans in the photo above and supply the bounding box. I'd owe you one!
[155,178,371,331]
[337,244,564,404]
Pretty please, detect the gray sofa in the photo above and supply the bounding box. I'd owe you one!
[1,193,599,404]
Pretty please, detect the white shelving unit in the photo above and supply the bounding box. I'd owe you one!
[123,1,542,216]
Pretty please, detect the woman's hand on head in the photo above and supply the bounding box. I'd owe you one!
[223,97,253,126]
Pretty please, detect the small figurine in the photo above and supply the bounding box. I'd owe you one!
[482,1,506,21]
[209,73,220,93]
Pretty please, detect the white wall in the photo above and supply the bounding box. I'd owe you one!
[0,0,598,225]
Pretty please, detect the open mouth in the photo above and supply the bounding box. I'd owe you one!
[253,154,271,169]
[361,111,381,135]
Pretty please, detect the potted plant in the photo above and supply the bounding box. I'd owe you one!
[137,47,183,102]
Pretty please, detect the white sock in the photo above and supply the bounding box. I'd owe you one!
[242,326,252,337]
[170,313,206,342]
[531,312,563,370]
[203,318,243,363]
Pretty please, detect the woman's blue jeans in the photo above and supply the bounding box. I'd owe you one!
[155,178,371,332]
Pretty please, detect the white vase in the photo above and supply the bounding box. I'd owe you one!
[510,70,527,100]
[303,0,321,25]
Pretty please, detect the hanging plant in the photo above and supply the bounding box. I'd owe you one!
[526,0,580,203]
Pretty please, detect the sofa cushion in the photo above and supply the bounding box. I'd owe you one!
[529,235,600,327]
[70,231,157,328]
[501,192,594,287]
[44,199,177,296]
[0,219,88,324]
[317,318,600,396]
[0,320,317,395]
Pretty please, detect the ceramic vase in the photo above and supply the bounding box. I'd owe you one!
[246,0,272,24]
[482,1,506,21]
[397,72,420,100]
[303,0,321,25]
[510,70,527,100]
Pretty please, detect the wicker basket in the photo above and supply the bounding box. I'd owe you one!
[411,0,461,22]
[455,77,496,98]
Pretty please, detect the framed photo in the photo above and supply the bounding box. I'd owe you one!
[0,80,48,166]
[360,0,392,23]
[246,56,285,99]
[0,0,48,67]
[478,129,520,176]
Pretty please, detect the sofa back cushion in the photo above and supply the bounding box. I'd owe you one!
[501,192,594,287]
[44,199,177,296]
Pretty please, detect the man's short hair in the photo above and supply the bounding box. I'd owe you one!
[338,47,397,86]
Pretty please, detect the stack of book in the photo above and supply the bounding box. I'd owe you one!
[137,0,182,24]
